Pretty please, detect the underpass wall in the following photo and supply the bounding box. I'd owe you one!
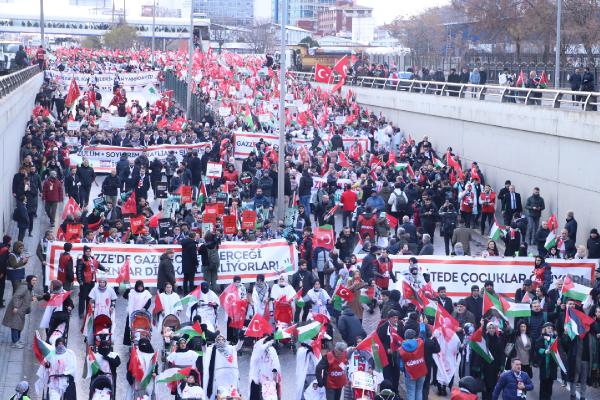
[324,83,600,244]
[0,73,44,233]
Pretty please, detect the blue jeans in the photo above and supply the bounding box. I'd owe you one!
[300,195,311,215]
[405,375,425,400]
[11,328,21,343]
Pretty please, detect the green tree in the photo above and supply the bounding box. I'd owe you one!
[300,36,320,48]
[81,36,102,49]
[103,24,138,50]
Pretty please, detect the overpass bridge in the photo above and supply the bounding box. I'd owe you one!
[292,71,600,238]
[0,14,203,39]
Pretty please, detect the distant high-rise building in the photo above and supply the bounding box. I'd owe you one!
[272,0,334,30]
[317,1,373,44]
[193,0,254,25]
[69,0,112,6]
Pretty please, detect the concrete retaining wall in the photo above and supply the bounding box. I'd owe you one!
[0,73,43,233]
[320,83,600,245]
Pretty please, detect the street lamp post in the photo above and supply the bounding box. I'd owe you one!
[40,0,45,47]
[151,0,156,64]
[555,0,562,89]
[277,0,288,221]
[186,10,193,119]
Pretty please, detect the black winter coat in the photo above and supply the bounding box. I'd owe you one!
[180,238,199,273]
[157,253,176,291]
[337,308,366,346]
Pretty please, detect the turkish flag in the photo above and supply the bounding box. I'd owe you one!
[61,196,82,221]
[470,163,480,182]
[129,215,146,234]
[333,55,349,77]
[314,64,333,83]
[245,313,273,338]
[386,213,398,229]
[314,225,334,250]
[115,259,131,287]
[122,191,137,215]
[148,212,161,228]
[434,305,460,341]
[65,78,81,108]
[334,284,354,302]
[220,283,248,329]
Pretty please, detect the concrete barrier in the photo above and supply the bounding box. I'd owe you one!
[318,83,600,246]
[0,72,43,233]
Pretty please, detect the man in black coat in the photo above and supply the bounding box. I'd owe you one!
[76,158,96,208]
[464,285,483,327]
[180,232,199,294]
[360,246,382,283]
[337,306,366,346]
[564,211,578,242]
[134,167,151,201]
[157,249,176,292]
[14,196,30,242]
[335,227,356,262]
[587,228,600,259]
[290,260,315,322]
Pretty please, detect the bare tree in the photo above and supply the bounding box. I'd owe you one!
[244,19,278,54]
[563,0,600,60]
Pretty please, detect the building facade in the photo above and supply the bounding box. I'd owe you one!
[193,0,254,25]
[316,1,373,44]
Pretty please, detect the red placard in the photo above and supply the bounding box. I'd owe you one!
[130,215,146,234]
[241,209,257,230]
[203,213,217,224]
[205,202,225,216]
[180,185,192,204]
[223,215,237,235]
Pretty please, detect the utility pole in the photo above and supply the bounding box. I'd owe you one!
[151,0,156,64]
[555,0,562,89]
[40,0,45,47]
[276,0,287,221]
[186,9,193,119]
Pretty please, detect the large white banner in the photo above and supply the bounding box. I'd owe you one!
[357,255,597,299]
[47,239,297,287]
[410,256,597,298]
[46,70,159,90]
[71,143,212,173]
[233,132,369,159]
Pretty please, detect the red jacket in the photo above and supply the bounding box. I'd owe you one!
[325,351,348,389]
[340,189,358,212]
[479,191,496,214]
[42,178,64,202]
[450,387,478,400]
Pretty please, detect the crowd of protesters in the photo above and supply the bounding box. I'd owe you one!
[1,46,600,400]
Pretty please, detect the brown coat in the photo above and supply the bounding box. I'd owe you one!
[347,279,368,320]
[2,284,33,330]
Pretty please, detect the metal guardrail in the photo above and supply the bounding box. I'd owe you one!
[0,66,41,99]
[290,71,600,111]
[164,71,208,122]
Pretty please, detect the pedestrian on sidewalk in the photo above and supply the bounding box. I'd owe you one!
[2,275,38,348]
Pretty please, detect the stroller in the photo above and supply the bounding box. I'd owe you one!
[92,314,113,351]
[48,309,70,346]
[130,309,152,345]
[161,314,181,364]
[89,374,114,400]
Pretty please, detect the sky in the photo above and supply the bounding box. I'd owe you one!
[358,0,451,25]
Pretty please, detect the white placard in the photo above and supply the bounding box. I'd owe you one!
[67,121,80,131]
[108,116,128,129]
[259,114,271,123]
[335,116,345,125]
[219,107,231,117]
[206,162,223,179]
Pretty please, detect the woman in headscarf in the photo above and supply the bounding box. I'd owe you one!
[252,274,271,318]
[296,342,321,400]
[156,281,182,328]
[303,380,326,400]
[88,274,117,318]
[40,280,74,343]
[178,369,206,399]
[89,339,121,395]
[270,274,296,326]
[249,336,281,400]
[188,281,219,330]
[123,280,152,346]
[203,333,240,400]
[35,336,77,400]
[126,338,157,400]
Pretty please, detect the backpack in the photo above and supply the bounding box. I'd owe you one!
[394,191,407,210]
[206,246,220,272]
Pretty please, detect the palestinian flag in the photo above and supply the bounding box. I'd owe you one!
[469,326,494,363]
[141,352,158,388]
[174,286,201,307]
[175,321,205,339]
[550,338,567,373]
[483,290,507,320]
[499,295,531,318]
[360,286,375,305]
[115,259,131,290]
[156,367,193,383]
[561,275,592,302]
[152,292,164,325]
[297,321,322,343]
[295,289,305,308]
[432,155,445,169]
[274,324,297,340]
[81,302,94,342]
[244,104,255,131]
[355,331,389,372]
[521,292,533,303]
[544,230,557,250]
[565,307,594,340]
[33,331,54,363]
[197,182,207,206]
[422,295,438,318]
[489,219,505,241]
[130,345,158,389]
[84,346,101,379]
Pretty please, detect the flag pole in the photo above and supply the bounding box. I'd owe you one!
[276,0,288,221]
